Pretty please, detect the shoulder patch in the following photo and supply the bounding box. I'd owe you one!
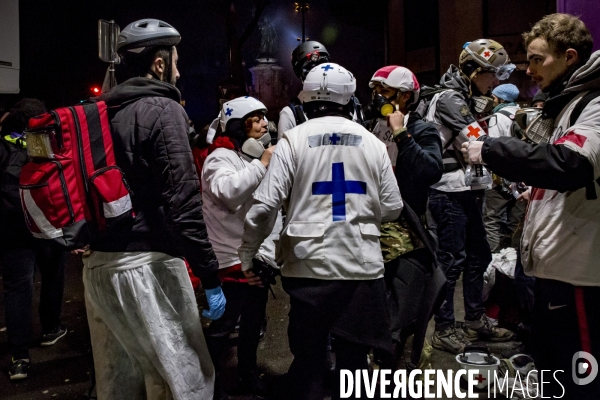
[459,105,472,117]
[308,133,363,148]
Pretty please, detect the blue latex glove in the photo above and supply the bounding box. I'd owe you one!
[202,286,226,320]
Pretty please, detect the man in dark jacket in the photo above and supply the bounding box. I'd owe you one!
[365,65,444,366]
[84,19,223,400]
[0,98,68,380]
[365,65,443,216]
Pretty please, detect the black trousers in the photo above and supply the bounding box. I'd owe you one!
[282,277,390,400]
[1,245,67,359]
[429,189,492,329]
[531,278,600,399]
[204,281,268,377]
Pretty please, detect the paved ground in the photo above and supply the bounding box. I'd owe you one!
[0,254,519,399]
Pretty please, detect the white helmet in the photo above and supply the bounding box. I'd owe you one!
[219,96,267,132]
[369,65,421,106]
[299,63,356,105]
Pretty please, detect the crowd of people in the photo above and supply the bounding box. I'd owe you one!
[1,11,599,400]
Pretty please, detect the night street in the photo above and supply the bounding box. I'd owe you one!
[0,255,518,400]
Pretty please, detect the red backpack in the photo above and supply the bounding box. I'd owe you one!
[19,101,133,249]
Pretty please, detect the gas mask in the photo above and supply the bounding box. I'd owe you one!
[505,107,551,143]
[241,132,271,159]
[471,96,495,114]
[364,93,396,120]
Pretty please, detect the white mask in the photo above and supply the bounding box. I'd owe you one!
[241,132,271,159]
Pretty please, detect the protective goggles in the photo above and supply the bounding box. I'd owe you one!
[462,44,516,80]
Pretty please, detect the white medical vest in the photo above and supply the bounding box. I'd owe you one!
[279,116,402,280]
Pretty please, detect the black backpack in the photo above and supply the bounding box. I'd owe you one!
[384,203,446,369]
[289,97,307,126]
[414,85,451,122]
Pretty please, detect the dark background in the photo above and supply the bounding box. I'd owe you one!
[15,0,387,127]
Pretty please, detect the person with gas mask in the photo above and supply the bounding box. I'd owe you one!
[365,66,444,369]
[365,66,443,214]
[201,96,279,399]
[278,41,364,140]
[420,39,516,355]
[238,63,402,399]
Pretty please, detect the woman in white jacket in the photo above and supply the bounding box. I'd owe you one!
[201,96,277,399]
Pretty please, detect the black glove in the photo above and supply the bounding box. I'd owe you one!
[251,258,280,298]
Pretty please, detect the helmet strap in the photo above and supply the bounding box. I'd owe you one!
[469,67,483,81]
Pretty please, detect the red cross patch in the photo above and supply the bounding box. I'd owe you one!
[481,48,494,60]
[554,131,587,148]
[467,125,481,138]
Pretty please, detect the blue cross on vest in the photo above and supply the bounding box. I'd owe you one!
[225,107,233,116]
[312,162,367,221]
[329,133,341,144]
[321,64,334,71]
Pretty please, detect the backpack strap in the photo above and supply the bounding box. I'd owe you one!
[569,90,600,127]
[568,91,600,200]
[496,109,514,119]
[289,97,307,126]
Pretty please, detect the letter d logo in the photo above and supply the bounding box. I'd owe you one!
[572,351,598,386]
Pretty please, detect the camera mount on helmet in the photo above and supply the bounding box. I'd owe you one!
[292,41,331,81]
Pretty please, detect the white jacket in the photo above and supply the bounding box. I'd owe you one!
[521,91,600,286]
[487,105,520,138]
[238,116,403,280]
[201,147,277,269]
[277,103,306,141]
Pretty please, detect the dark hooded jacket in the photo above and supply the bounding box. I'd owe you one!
[393,112,443,216]
[436,65,479,134]
[93,77,219,288]
[364,112,443,216]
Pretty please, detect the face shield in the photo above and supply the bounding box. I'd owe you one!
[462,45,516,80]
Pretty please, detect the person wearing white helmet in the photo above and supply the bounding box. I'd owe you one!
[366,65,443,215]
[89,19,220,400]
[201,96,279,399]
[364,66,444,367]
[238,63,402,399]
[420,38,516,356]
